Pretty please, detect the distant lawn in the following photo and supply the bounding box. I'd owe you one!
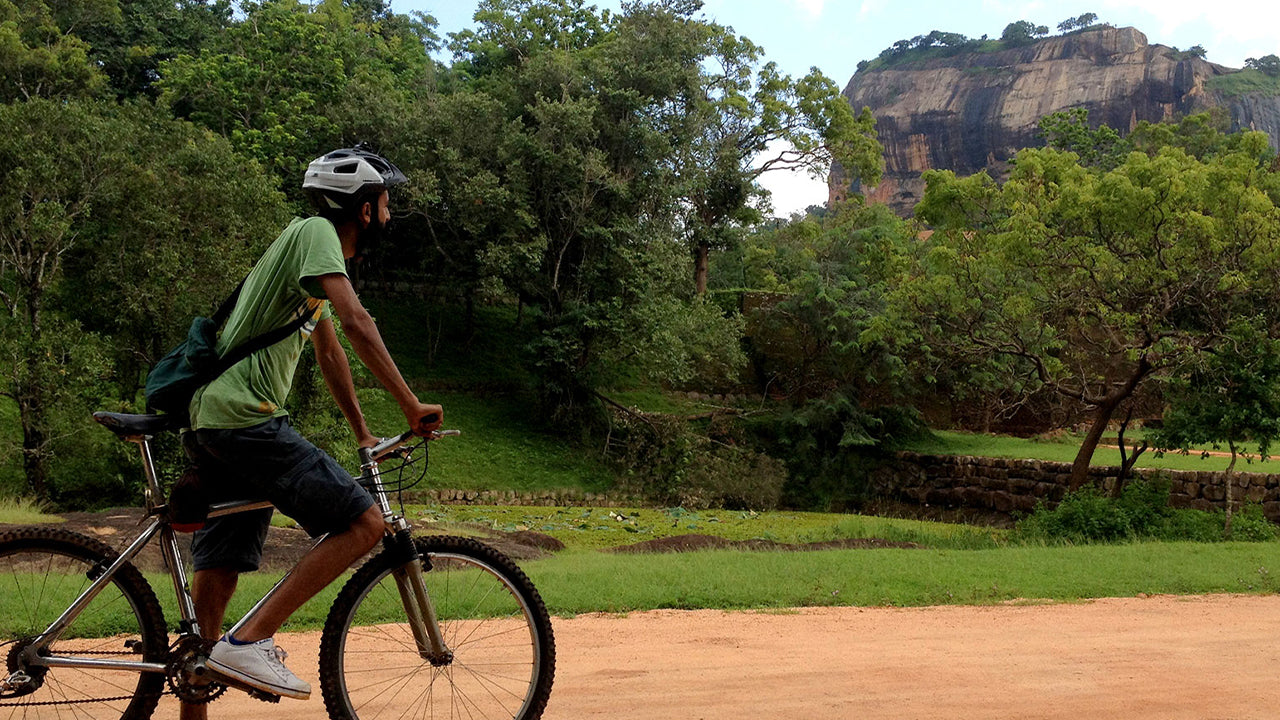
[353,389,614,494]
[407,505,1004,552]
[908,430,1275,474]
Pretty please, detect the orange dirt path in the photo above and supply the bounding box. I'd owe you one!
[161,593,1280,720]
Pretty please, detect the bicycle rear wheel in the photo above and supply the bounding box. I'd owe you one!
[0,527,168,720]
[319,535,555,720]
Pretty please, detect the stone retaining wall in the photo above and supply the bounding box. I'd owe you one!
[870,452,1280,522]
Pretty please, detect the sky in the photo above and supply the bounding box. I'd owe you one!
[395,0,1280,216]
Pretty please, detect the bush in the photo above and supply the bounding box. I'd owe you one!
[607,411,787,511]
[1014,479,1279,543]
[758,396,927,511]
[1017,487,1135,542]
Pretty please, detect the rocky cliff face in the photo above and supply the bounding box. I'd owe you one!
[833,26,1280,215]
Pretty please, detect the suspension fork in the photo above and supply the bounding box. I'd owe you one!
[359,447,451,665]
[385,526,452,664]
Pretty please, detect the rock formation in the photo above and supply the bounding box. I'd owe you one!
[833,26,1280,215]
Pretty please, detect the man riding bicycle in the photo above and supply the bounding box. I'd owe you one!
[179,145,442,719]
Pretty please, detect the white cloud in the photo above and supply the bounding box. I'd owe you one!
[788,0,826,20]
[857,0,886,18]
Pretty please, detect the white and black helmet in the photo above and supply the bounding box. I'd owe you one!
[303,142,406,210]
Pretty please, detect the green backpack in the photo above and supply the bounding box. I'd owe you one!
[144,279,310,424]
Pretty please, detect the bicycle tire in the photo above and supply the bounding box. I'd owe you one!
[0,526,168,720]
[319,535,555,720]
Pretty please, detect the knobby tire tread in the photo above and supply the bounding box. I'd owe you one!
[318,534,556,720]
[0,526,168,720]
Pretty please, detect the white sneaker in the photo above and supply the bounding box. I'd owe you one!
[207,636,311,700]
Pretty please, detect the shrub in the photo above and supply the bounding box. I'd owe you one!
[759,397,927,511]
[1017,487,1135,542]
[607,411,787,511]
[1014,479,1279,543]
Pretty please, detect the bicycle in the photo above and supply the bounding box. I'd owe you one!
[0,411,556,720]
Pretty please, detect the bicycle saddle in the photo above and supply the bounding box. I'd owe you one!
[93,411,184,438]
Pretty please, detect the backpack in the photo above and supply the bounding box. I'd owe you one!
[144,278,312,424]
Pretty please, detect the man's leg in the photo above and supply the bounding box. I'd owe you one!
[179,568,239,720]
[234,505,383,642]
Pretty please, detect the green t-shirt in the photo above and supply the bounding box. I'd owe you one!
[189,216,347,430]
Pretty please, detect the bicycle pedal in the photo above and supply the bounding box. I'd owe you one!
[248,689,281,704]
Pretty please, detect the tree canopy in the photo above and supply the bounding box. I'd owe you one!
[905,117,1280,488]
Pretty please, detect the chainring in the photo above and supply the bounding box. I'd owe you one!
[165,636,227,705]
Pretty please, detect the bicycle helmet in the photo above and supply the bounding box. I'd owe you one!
[304,142,407,210]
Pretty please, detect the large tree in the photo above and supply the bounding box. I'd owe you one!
[906,127,1280,489]
[0,99,287,500]
[432,0,750,415]
[158,0,438,191]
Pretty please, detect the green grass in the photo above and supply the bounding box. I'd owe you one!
[1207,69,1280,97]
[523,542,1280,614]
[0,496,63,525]
[351,389,613,493]
[407,505,1003,551]
[6,506,1272,637]
[133,539,1279,632]
[908,430,1276,473]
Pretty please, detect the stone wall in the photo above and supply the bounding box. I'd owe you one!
[870,452,1280,522]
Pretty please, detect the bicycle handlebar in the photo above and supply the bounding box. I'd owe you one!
[362,428,460,467]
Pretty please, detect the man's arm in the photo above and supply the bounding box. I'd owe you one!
[316,273,443,435]
[311,317,377,447]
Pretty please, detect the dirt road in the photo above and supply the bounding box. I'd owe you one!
[158,593,1280,720]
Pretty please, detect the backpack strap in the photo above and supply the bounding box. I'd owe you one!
[212,278,246,326]
[211,306,315,376]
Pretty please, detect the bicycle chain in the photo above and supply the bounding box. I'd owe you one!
[0,639,227,707]
[0,694,137,707]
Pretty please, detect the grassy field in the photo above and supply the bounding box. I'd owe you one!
[909,430,1276,474]
[408,505,1004,551]
[5,505,1276,636]
[161,537,1279,632]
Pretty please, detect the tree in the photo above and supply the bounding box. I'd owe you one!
[427,0,749,417]
[1149,319,1280,535]
[1056,13,1098,33]
[1000,20,1039,47]
[905,127,1280,490]
[729,203,919,401]
[1038,108,1126,170]
[0,99,287,500]
[1245,54,1280,77]
[159,0,438,189]
[76,0,232,99]
[0,0,112,101]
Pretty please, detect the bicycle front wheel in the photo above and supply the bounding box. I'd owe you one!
[319,535,555,720]
[0,527,168,720]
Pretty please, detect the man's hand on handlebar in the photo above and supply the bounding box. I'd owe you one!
[406,402,444,436]
[356,429,380,450]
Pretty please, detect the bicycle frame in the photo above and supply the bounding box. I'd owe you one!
[19,427,452,679]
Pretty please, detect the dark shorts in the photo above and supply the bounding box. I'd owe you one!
[183,417,375,573]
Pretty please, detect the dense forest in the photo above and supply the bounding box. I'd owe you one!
[4,0,1280,512]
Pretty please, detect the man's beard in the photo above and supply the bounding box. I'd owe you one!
[354,216,389,261]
